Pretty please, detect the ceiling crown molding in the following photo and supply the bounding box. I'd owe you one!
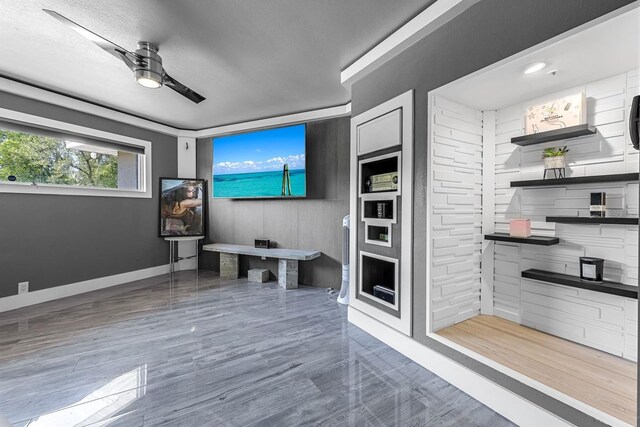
[340,0,480,89]
[0,75,181,136]
[178,103,351,139]
[0,76,351,138]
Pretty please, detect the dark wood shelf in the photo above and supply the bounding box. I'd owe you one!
[511,124,596,146]
[522,269,637,299]
[511,173,638,188]
[546,216,639,225]
[484,233,559,246]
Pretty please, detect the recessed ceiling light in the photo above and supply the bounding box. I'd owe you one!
[523,62,547,74]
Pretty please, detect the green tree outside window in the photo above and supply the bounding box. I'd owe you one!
[0,129,118,188]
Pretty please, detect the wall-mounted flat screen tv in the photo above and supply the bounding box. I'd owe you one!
[159,178,206,237]
[212,124,306,198]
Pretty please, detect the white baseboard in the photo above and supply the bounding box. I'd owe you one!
[347,306,572,427]
[0,264,171,313]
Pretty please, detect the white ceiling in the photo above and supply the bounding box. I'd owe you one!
[438,7,640,110]
[0,0,434,130]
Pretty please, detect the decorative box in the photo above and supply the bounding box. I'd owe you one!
[525,92,586,135]
[254,239,270,249]
[509,219,531,238]
[590,192,606,217]
[580,257,604,282]
[248,268,269,283]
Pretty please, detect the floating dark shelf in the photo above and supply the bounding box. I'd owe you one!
[484,233,559,246]
[511,124,597,146]
[511,173,638,188]
[546,216,639,225]
[522,269,637,299]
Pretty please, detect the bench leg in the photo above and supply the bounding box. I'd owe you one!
[278,259,298,289]
[220,252,239,279]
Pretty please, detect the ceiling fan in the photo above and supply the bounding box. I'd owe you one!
[43,9,205,104]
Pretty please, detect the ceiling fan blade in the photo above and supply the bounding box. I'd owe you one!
[43,9,141,65]
[163,73,206,104]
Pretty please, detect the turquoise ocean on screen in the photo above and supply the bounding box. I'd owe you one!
[213,169,306,198]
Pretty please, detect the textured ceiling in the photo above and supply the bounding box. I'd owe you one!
[0,0,435,130]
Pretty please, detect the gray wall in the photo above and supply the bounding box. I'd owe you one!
[350,1,635,426]
[0,91,177,298]
[196,116,350,287]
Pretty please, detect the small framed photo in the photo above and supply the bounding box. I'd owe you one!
[159,178,206,237]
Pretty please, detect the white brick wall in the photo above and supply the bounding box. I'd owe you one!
[431,96,483,331]
[493,70,639,360]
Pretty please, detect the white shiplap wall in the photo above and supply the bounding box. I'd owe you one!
[493,70,639,360]
[430,97,483,331]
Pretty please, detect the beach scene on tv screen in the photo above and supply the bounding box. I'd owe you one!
[213,124,306,198]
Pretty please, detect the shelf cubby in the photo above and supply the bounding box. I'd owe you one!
[484,233,559,246]
[546,216,639,225]
[363,199,393,220]
[359,152,401,196]
[359,251,398,309]
[511,172,638,188]
[511,124,596,146]
[361,194,397,225]
[522,269,637,299]
[366,224,391,247]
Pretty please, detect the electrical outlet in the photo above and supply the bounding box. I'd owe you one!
[18,281,29,294]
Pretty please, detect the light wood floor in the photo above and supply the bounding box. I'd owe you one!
[438,315,637,425]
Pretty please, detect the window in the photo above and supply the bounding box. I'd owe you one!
[0,109,152,198]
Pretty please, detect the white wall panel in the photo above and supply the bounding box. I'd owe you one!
[431,96,483,331]
[492,70,639,360]
[521,280,626,356]
[356,108,402,155]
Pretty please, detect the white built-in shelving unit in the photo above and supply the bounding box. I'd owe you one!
[349,90,413,336]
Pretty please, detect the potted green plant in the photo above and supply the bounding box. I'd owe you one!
[542,146,569,169]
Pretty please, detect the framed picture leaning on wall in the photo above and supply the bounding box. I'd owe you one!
[159,177,206,237]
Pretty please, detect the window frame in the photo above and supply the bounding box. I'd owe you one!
[0,107,152,198]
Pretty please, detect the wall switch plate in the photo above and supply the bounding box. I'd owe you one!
[18,281,29,294]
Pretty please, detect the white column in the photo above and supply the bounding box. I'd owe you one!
[177,136,198,270]
[481,110,496,315]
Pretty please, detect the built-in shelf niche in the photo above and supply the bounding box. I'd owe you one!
[351,89,412,336]
[361,195,397,225]
[359,152,401,196]
[366,224,391,247]
[510,124,597,146]
[359,251,398,309]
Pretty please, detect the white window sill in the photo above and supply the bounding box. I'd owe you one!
[0,181,152,198]
[0,107,153,199]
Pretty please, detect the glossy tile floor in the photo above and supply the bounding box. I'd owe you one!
[0,271,514,426]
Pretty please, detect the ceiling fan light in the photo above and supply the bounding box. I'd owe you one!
[135,70,162,88]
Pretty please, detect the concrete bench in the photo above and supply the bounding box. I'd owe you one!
[202,243,321,289]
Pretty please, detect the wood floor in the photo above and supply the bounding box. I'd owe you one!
[0,272,513,426]
[438,315,637,425]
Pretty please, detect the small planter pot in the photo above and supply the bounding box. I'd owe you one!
[544,156,566,169]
